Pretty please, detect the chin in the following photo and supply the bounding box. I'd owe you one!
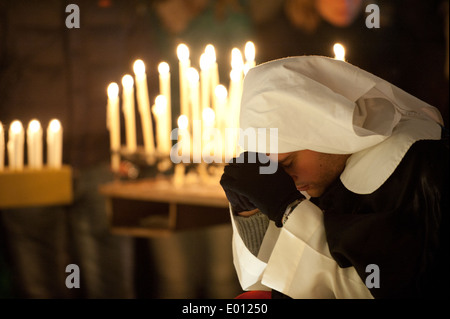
[306,188,324,198]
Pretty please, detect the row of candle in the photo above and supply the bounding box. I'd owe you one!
[106,41,256,171]
[0,119,63,171]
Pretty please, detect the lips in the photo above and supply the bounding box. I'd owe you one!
[296,184,310,191]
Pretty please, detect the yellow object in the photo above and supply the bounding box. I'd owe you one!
[0,165,73,209]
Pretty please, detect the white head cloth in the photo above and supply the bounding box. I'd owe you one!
[239,56,443,194]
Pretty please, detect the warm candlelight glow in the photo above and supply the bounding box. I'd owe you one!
[121,74,137,153]
[177,115,189,130]
[107,82,119,99]
[121,74,134,89]
[11,120,23,134]
[154,95,167,114]
[202,107,215,124]
[8,120,25,170]
[177,43,190,62]
[230,69,241,82]
[333,43,346,61]
[47,119,63,169]
[215,84,227,100]
[158,61,170,75]
[244,41,255,62]
[187,67,199,83]
[49,119,61,133]
[205,44,216,63]
[231,48,244,71]
[133,59,146,76]
[27,119,43,169]
[28,119,41,133]
[199,53,210,71]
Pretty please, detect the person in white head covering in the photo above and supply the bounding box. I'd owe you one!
[220,56,448,299]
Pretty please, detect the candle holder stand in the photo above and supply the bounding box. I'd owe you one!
[99,149,229,237]
[0,165,73,209]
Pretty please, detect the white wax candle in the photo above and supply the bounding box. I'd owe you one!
[0,122,4,171]
[46,119,63,169]
[177,44,190,117]
[205,44,219,113]
[199,53,211,114]
[27,119,43,169]
[107,82,121,171]
[244,41,256,74]
[333,43,346,61]
[214,85,228,157]
[177,115,191,162]
[121,74,137,153]
[201,107,215,159]
[152,95,171,155]
[133,59,155,155]
[7,120,24,170]
[186,67,201,162]
[158,61,172,149]
[187,67,200,124]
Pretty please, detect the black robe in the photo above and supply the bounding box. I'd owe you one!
[311,138,449,299]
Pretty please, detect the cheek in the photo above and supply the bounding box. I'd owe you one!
[289,160,322,182]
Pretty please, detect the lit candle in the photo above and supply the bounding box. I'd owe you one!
[199,53,211,116]
[46,119,63,169]
[201,107,215,160]
[231,47,244,74]
[187,67,200,124]
[107,82,121,172]
[7,120,24,170]
[214,84,228,128]
[27,119,43,169]
[244,41,256,74]
[176,114,191,162]
[0,122,4,171]
[133,59,155,156]
[214,84,228,157]
[152,95,171,155]
[158,61,172,148]
[333,43,346,61]
[177,44,190,117]
[121,74,137,153]
[205,44,219,113]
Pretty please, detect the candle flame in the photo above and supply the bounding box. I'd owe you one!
[186,67,199,83]
[231,48,244,71]
[48,119,61,133]
[333,43,346,61]
[28,119,41,133]
[154,95,167,114]
[215,84,227,100]
[177,115,189,130]
[199,53,211,71]
[202,107,215,123]
[10,120,23,134]
[245,41,255,62]
[230,69,241,82]
[133,59,146,76]
[158,62,170,75]
[177,43,190,62]
[107,82,119,99]
[205,44,216,63]
[121,74,134,89]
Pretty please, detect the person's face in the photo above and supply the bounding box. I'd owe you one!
[315,0,363,27]
[272,150,351,197]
